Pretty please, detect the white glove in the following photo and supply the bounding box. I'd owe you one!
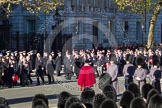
[136,77,140,81]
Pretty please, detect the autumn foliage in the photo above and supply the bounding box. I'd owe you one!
[115,0,162,48]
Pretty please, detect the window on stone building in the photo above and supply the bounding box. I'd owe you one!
[161,23,162,43]
[26,20,36,34]
[78,20,84,42]
[87,0,91,4]
[108,0,112,7]
[109,20,116,40]
[136,21,141,40]
[104,0,107,8]
[108,21,111,40]
[0,20,9,25]
[93,0,96,6]
[79,0,83,5]
[123,21,128,38]
[71,0,75,5]
[71,0,76,10]
[93,21,98,47]
[87,0,92,10]
[76,0,79,6]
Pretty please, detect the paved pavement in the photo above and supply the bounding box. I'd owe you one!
[0,75,125,108]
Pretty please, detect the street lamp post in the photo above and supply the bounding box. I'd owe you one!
[53,8,61,51]
[142,24,144,44]
[53,8,61,29]
[123,21,126,39]
[16,31,19,51]
[43,13,47,53]
[144,0,147,44]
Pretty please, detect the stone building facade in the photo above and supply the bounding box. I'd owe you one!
[0,0,162,51]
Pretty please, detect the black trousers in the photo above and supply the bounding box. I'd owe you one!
[47,74,54,83]
[56,70,61,76]
[37,75,44,85]
[65,73,72,80]
[124,76,133,90]
[28,73,33,84]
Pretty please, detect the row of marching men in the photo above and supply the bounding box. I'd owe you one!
[0,51,35,87]
[0,50,62,88]
[106,53,161,96]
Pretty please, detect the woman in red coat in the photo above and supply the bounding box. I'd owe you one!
[77,59,96,91]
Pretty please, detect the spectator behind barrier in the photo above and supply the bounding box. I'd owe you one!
[146,88,159,104]
[93,94,106,108]
[0,97,9,106]
[141,84,153,101]
[102,85,117,102]
[32,99,48,108]
[148,94,162,108]
[127,83,141,97]
[32,94,48,107]
[57,91,72,108]
[119,90,135,108]
[100,99,117,108]
[65,96,81,108]
[130,97,147,108]
[69,102,85,108]
[80,87,95,104]
[83,103,93,108]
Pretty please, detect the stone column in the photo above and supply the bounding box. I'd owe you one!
[65,0,71,11]
[88,0,93,11]
[96,0,99,7]
[71,0,77,11]
[83,0,89,11]
[100,0,105,9]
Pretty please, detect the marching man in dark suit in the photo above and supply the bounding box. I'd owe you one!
[35,53,44,85]
[21,57,29,87]
[96,52,105,77]
[73,52,82,79]
[46,54,55,84]
[64,53,73,80]
[55,52,62,76]
[26,55,33,84]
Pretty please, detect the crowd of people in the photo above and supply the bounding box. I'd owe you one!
[0,44,162,107]
[0,50,62,88]
[0,83,162,108]
[0,46,162,91]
